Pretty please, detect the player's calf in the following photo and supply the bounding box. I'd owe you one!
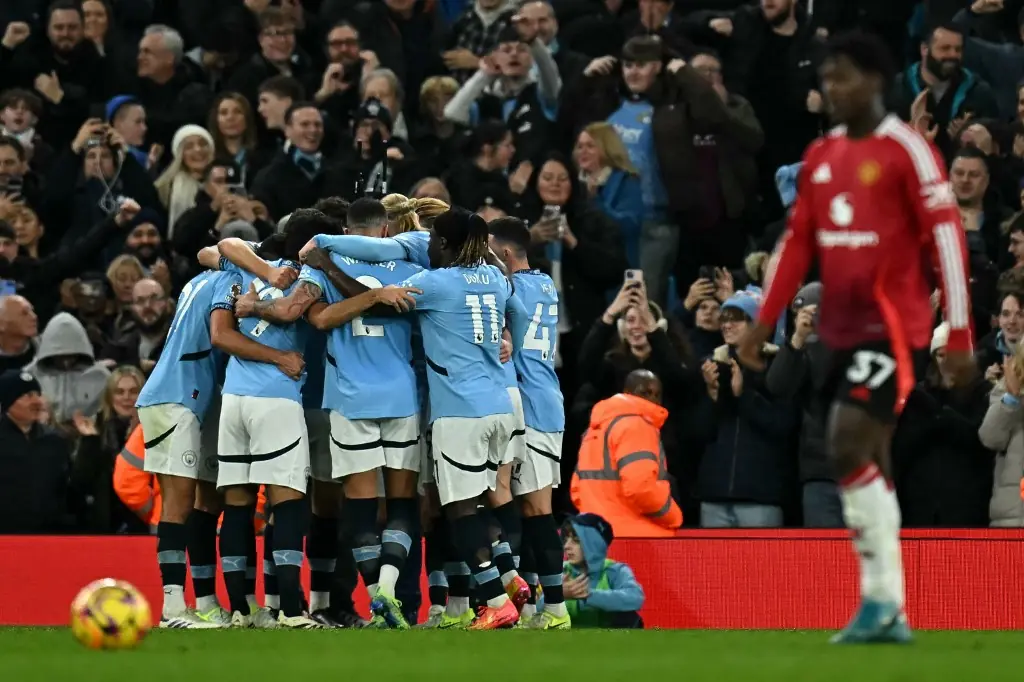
[219,487,257,621]
[266,487,308,619]
[520,487,568,622]
[155,474,198,620]
[308,480,342,615]
[187,483,224,622]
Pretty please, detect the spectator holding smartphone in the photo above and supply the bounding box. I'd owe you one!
[694,288,798,528]
[764,283,843,527]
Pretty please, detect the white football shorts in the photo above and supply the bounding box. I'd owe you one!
[138,403,217,483]
[431,413,514,506]
[216,394,310,493]
[511,428,563,496]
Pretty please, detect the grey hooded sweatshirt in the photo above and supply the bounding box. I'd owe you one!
[25,312,110,422]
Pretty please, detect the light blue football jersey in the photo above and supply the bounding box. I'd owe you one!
[298,255,423,419]
[316,230,431,269]
[400,264,528,421]
[510,271,564,433]
[221,259,308,403]
[136,270,240,421]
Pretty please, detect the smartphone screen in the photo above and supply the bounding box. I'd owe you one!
[624,269,643,284]
[541,205,561,222]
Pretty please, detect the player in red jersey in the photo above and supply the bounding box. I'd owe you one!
[738,32,974,644]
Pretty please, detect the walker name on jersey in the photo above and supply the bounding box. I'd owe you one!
[338,256,400,271]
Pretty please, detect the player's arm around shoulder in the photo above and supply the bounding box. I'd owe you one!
[237,279,323,325]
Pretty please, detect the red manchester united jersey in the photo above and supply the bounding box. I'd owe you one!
[760,114,972,354]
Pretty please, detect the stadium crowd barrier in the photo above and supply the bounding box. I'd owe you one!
[2,529,1022,628]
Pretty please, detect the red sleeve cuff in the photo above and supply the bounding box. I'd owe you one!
[946,327,972,353]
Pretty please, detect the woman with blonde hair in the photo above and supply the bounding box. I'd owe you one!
[71,365,149,532]
[154,125,215,237]
[574,122,644,267]
[381,193,449,234]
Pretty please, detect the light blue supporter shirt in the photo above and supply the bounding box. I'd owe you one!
[400,264,528,421]
[607,98,668,221]
[316,230,431,269]
[510,270,564,433]
[137,269,240,422]
[221,259,308,403]
[298,255,422,419]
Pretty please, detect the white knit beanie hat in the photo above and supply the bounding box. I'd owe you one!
[171,124,214,159]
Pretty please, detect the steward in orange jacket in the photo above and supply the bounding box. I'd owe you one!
[113,424,161,531]
[571,370,683,537]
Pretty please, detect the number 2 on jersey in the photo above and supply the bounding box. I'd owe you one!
[524,303,558,361]
[352,275,385,337]
[249,278,284,338]
[466,294,501,344]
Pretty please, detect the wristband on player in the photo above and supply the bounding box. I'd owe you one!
[1001,393,1020,407]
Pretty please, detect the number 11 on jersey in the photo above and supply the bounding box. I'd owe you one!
[466,294,501,344]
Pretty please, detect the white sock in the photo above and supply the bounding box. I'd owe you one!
[520,603,537,620]
[881,482,905,609]
[310,591,330,612]
[500,570,518,587]
[486,593,509,608]
[428,604,445,617]
[366,583,379,600]
[446,596,470,617]
[246,594,258,610]
[265,594,280,610]
[378,565,400,597]
[545,602,568,617]
[195,595,218,612]
[162,585,186,616]
[840,464,896,604]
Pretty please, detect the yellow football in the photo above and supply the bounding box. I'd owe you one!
[70,579,152,650]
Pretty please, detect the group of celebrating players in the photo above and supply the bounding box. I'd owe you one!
[137,196,568,631]
[134,28,975,642]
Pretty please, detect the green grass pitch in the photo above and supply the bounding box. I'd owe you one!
[2,629,1024,681]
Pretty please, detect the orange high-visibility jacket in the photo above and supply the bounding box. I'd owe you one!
[112,424,161,530]
[111,424,269,533]
[571,393,683,537]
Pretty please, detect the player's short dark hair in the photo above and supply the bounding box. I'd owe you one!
[313,196,350,230]
[824,30,896,87]
[0,220,14,241]
[488,217,530,255]
[282,208,330,261]
[259,75,305,101]
[346,198,388,233]
[284,101,319,126]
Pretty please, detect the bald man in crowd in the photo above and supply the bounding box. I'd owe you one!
[0,295,39,373]
[571,369,683,537]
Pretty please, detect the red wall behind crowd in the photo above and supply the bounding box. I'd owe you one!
[2,529,1022,628]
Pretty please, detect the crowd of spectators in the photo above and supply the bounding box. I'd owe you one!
[2,0,1024,538]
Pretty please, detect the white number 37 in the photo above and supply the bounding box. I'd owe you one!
[846,350,896,390]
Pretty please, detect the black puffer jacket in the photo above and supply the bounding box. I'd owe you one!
[765,337,833,483]
[693,344,799,506]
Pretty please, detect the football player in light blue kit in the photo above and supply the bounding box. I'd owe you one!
[488,217,570,630]
[230,201,420,629]
[215,212,323,630]
[310,207,529,629]
[136,226,303,629]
